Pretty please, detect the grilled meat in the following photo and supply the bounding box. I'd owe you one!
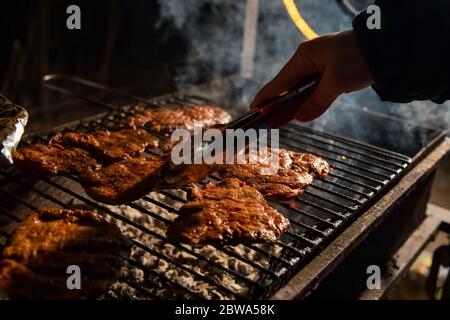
[217,148,329,200]
[81,156,167,205]
[121,104,231,134]
[288,151,330,178]
[0,208,130,299]
[50,129,159,163]
[160,136,182,154]
[13,143,101,177]
[166,178,290,245]
[219,163,313,199]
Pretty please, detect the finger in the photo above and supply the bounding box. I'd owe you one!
[295,68,340,122]
[250,43,318,109]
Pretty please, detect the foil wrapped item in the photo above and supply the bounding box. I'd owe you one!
[0,94,28,166]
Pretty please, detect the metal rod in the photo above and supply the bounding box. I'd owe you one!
[126,258,204,300]
[327,172,379,192]
[281,132,401,175]
[303,190,356,211]
[0,205,22,222]
[296,197,346,219]
[281,140,390,183]
[284,205,339,228]
[309,183,365,205]
[291,123,411,161]
[284,127,407,168]
[43,74,157,106]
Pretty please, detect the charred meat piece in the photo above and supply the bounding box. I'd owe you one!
[217,149,329,200]
[288,151,330,178]
[219,163,314,200]
[13,143,101,177]
[50,129,159,162]
[160,136,182,154]
[0,208,130,299]
[162,163,215,186]
[81,156,167,205]
[166,178,290,245]
[121,104,231,133]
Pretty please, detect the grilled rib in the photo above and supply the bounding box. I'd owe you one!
[13,143,101,177]
[121,104,231,134]
[0,208,130,299]
[166,178,290,245]
[217,148,329,200]
[81,156,167,205]
[50,129,159,163]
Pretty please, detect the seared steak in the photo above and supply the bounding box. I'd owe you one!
[121,104,231,134]
[0,208,130,299]
[288,150,330,178]
[13,143,101,177]
[81,156,166,205]
[166,178,290,245]
[217,148,329,200]
[50,129,159,163]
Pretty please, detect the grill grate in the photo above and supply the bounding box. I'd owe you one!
[0,79,412,299]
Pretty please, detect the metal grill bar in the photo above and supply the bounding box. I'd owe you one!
[303,190,357,211]
[287,129,406,168]
[281,130,402,174]
[285,206,337,227]
[281,139,393,183]
[309,184,365,205]
[281,142,390,186]
[291,123,411,162]
[0,205,21,222]
[327,172,379,192]
[43,74,158,109]
[120,280,161,300]
[129,238,246,299]
[125,258,204,300]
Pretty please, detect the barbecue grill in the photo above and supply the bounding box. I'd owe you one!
[0,74,449,300]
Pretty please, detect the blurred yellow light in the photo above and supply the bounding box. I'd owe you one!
[283,0,319,40]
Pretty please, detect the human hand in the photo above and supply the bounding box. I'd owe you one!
[250,30,374,121]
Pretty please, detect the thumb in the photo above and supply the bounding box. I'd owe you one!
[295,69,339,122]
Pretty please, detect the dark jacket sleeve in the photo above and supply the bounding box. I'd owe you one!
[352,0,450,104]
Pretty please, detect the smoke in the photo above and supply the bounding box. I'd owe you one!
[306,90,443,157]
[156,0,450,155]
[158,0,245,85]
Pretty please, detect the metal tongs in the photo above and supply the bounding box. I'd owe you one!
[163,76,319,185]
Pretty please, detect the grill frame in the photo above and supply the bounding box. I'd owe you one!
[0,75,436,300]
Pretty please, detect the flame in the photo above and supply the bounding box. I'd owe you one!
[283,0,319,40]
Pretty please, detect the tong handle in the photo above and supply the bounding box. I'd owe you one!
[257,74,320,129]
